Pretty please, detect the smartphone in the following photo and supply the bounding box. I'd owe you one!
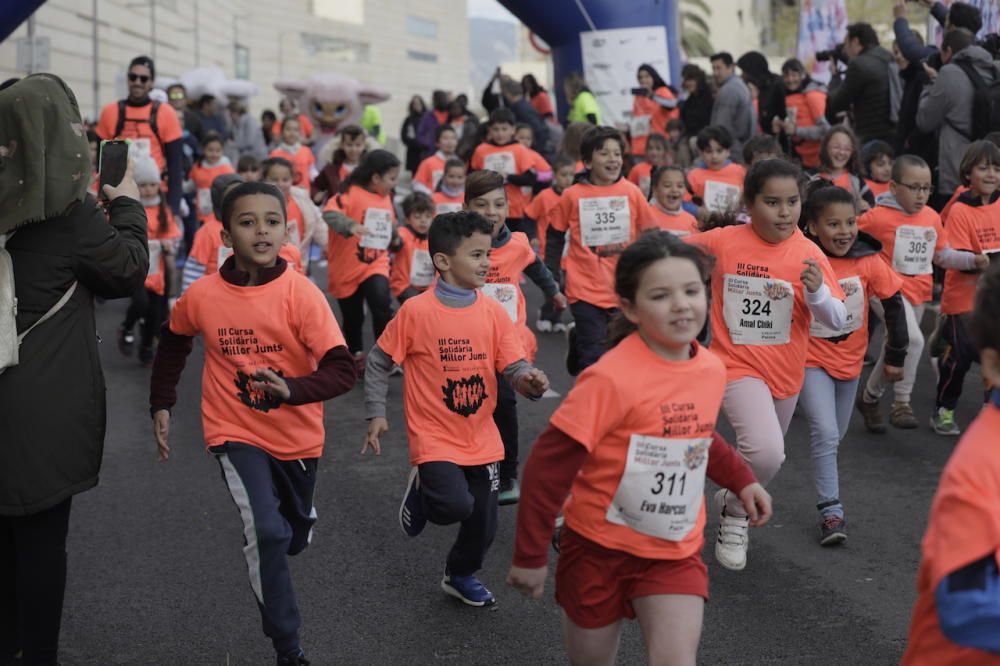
[630,87,647,96]
[98,140,130,199]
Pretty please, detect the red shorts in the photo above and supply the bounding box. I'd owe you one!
[554,528,708,629]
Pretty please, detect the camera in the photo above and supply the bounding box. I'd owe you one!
[816,44,844,62]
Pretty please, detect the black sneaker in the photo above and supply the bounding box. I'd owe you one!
[399,467,426,537]
[117,324,135,357]
[276,649,310,666]
[566,327,581,376]
[551,514,564,554]
[138,345,154,367]
[819,515,847,547]
[498,478,520,506]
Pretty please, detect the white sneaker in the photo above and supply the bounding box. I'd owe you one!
[535,318,553,333]
[714,489,749,571]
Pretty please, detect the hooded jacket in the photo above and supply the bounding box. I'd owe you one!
[737,51,785,136]
[917,46,1000,194]
[826,45,896,146]
[710,74,755,159]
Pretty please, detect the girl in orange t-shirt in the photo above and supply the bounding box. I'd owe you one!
[464,170,567,501]
[862,140,893,200]
[188,132,234,220]
[687,159,847,571]
[629,64,679,157]
[508,231,770,665]
[431,158,466,215]
[799,183,908,545]
[118,157,181,366]
[268,116,316,189]
[648,166,699,237]
[322,150,400,364]
[811,125,874,211]
[413,125,458,195]
[627,133,670,198]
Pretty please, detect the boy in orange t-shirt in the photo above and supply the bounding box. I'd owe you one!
[149,181,356,665]
[413,125,458,195]
[391,192,435,303]
[525,156,576,332]
[188,132,234,219]
[902,264,1000,665]
[686,126,746,219]
[269,117,316,188]
[431,158,466,214]
[362,211,550,608]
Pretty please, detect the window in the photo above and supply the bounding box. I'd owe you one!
[407,50,438,63]
[234,45,250,79]
[312,0,363,25]
[299,33,370,63]
[406,15,438,38]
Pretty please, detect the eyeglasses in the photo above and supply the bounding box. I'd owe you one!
[168,92,185,100]
[128,73,150,83]
[893,181,933,195]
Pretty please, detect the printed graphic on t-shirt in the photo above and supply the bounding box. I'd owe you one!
[481,283,519,322]
[703,180,742,213]
[810,275,863,339]
[130,138,152,161]
[442,374,488,417]
[578,196,631,248]
[630,115,651,137]
[723,272,794,345]
[606,434,710,541]
[410,249,435,287]
[483,151,516,176]
[435,202,462,215]
[892,225,936,275]
[234,367,284,413]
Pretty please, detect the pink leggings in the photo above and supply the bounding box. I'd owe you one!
[722,376,799,517]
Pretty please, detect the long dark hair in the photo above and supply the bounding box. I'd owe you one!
[348,149,400,190]
[522,74,545,98]
[607,231,714,348]
[637,64,670,93]
[800,179,855,232]
[819,126,862,175]
[743,157,803,205]
[408,95,426,116]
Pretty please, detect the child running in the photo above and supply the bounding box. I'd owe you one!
[902,262,1000,665]
[149,181,357,666]
[413,125,459,195]
[525,155,576,333]
[799,183,909,545]
[117,157,181,365]
[507,231,771,666]
[431,158,466,214]
[311,124,366,205]
[687,126,746,217]
[321,150,400,370]
[546,126,653,374]
[362,211,550,607]
[464,169,567,504]
[269,116,316,188]
[813,126,873,210]
[391,192,435,304]
[181,173,243,292]
[261,156,325,272]
[647,166,699,236]
[862,140,894,199]
[932,141,997,435]
[856,155,983,433]
[627,133,670,198]
[188,131,234,219]
[688,158,847,570]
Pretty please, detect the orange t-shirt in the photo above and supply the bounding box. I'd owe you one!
[272,114,315,140]
[414,153,450,193]
[686,163,746,211]
[689,224,845,398]
[470,142,550,218]
[390,226,432,297]
[647,205,699,237]
[189,160,235,219]
[376,290,526,466]
[143,204,182,296]
[901,403,1000,666]
[806,252,903,381]
[630,86,678,156]
[485,231,539,362]
[784,89,827,168]
[858,204,947,305]
[524,187,562,259]
[865,179,891,199]
[431,191,464,215]
[96,101,183,173]
[550,178,653,309]
[941,186,969,226]
[323,185,394,299]
[284,194,304,248]
[627,161,654,198]
[553,333,726,560]
[168,267,347,460]
[269,145,316,188]
[941,198,1000,315]
[189,216,302,276]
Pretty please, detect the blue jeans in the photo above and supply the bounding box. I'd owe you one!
[798,368,859,519]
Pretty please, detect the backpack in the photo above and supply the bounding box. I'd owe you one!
[950,59,1000,140]
[0,231,78,375]
[114,99,164,154]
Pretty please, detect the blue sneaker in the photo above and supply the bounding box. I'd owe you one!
[399,467,426,537]
[441,572,496,607]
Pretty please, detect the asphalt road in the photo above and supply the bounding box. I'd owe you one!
[55,282,984,666]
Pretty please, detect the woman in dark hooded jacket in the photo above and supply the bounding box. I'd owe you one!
[737,51,786,136]
[0,74,148,666]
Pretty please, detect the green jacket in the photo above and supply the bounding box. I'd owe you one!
[567,91,602,125]
[361,105,386,145]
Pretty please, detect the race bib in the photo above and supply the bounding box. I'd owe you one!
[481,283,519,322]
[147,240,161,277]
[810,276,864,338]
[410,249,435,288]
[217,245,233,268]
[130,138,152,160]
[483,151,516,176]
[358,208,393,250]
[630,114,652,138]
[892,225,936,275]
[435,202,462,215]
[578,196,631,247]
[723,274,794,345]
[431,169,444,189]
[703,180,742,213]
[196,188,212,216]
[639,176,651,198]
[286,216,302,247]
[606,434,709,541]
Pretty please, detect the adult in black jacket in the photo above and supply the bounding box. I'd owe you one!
[738,51,786,136]
[892,38,938,174]
[826,23,896,146]
[679,64,714,139]
[400,94,426,174]
[0,75,149,666]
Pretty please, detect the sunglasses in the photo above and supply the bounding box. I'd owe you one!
[168,92,185,100]
[128,73,150,83]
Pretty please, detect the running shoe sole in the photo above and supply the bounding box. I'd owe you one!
[440,579,496,607]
